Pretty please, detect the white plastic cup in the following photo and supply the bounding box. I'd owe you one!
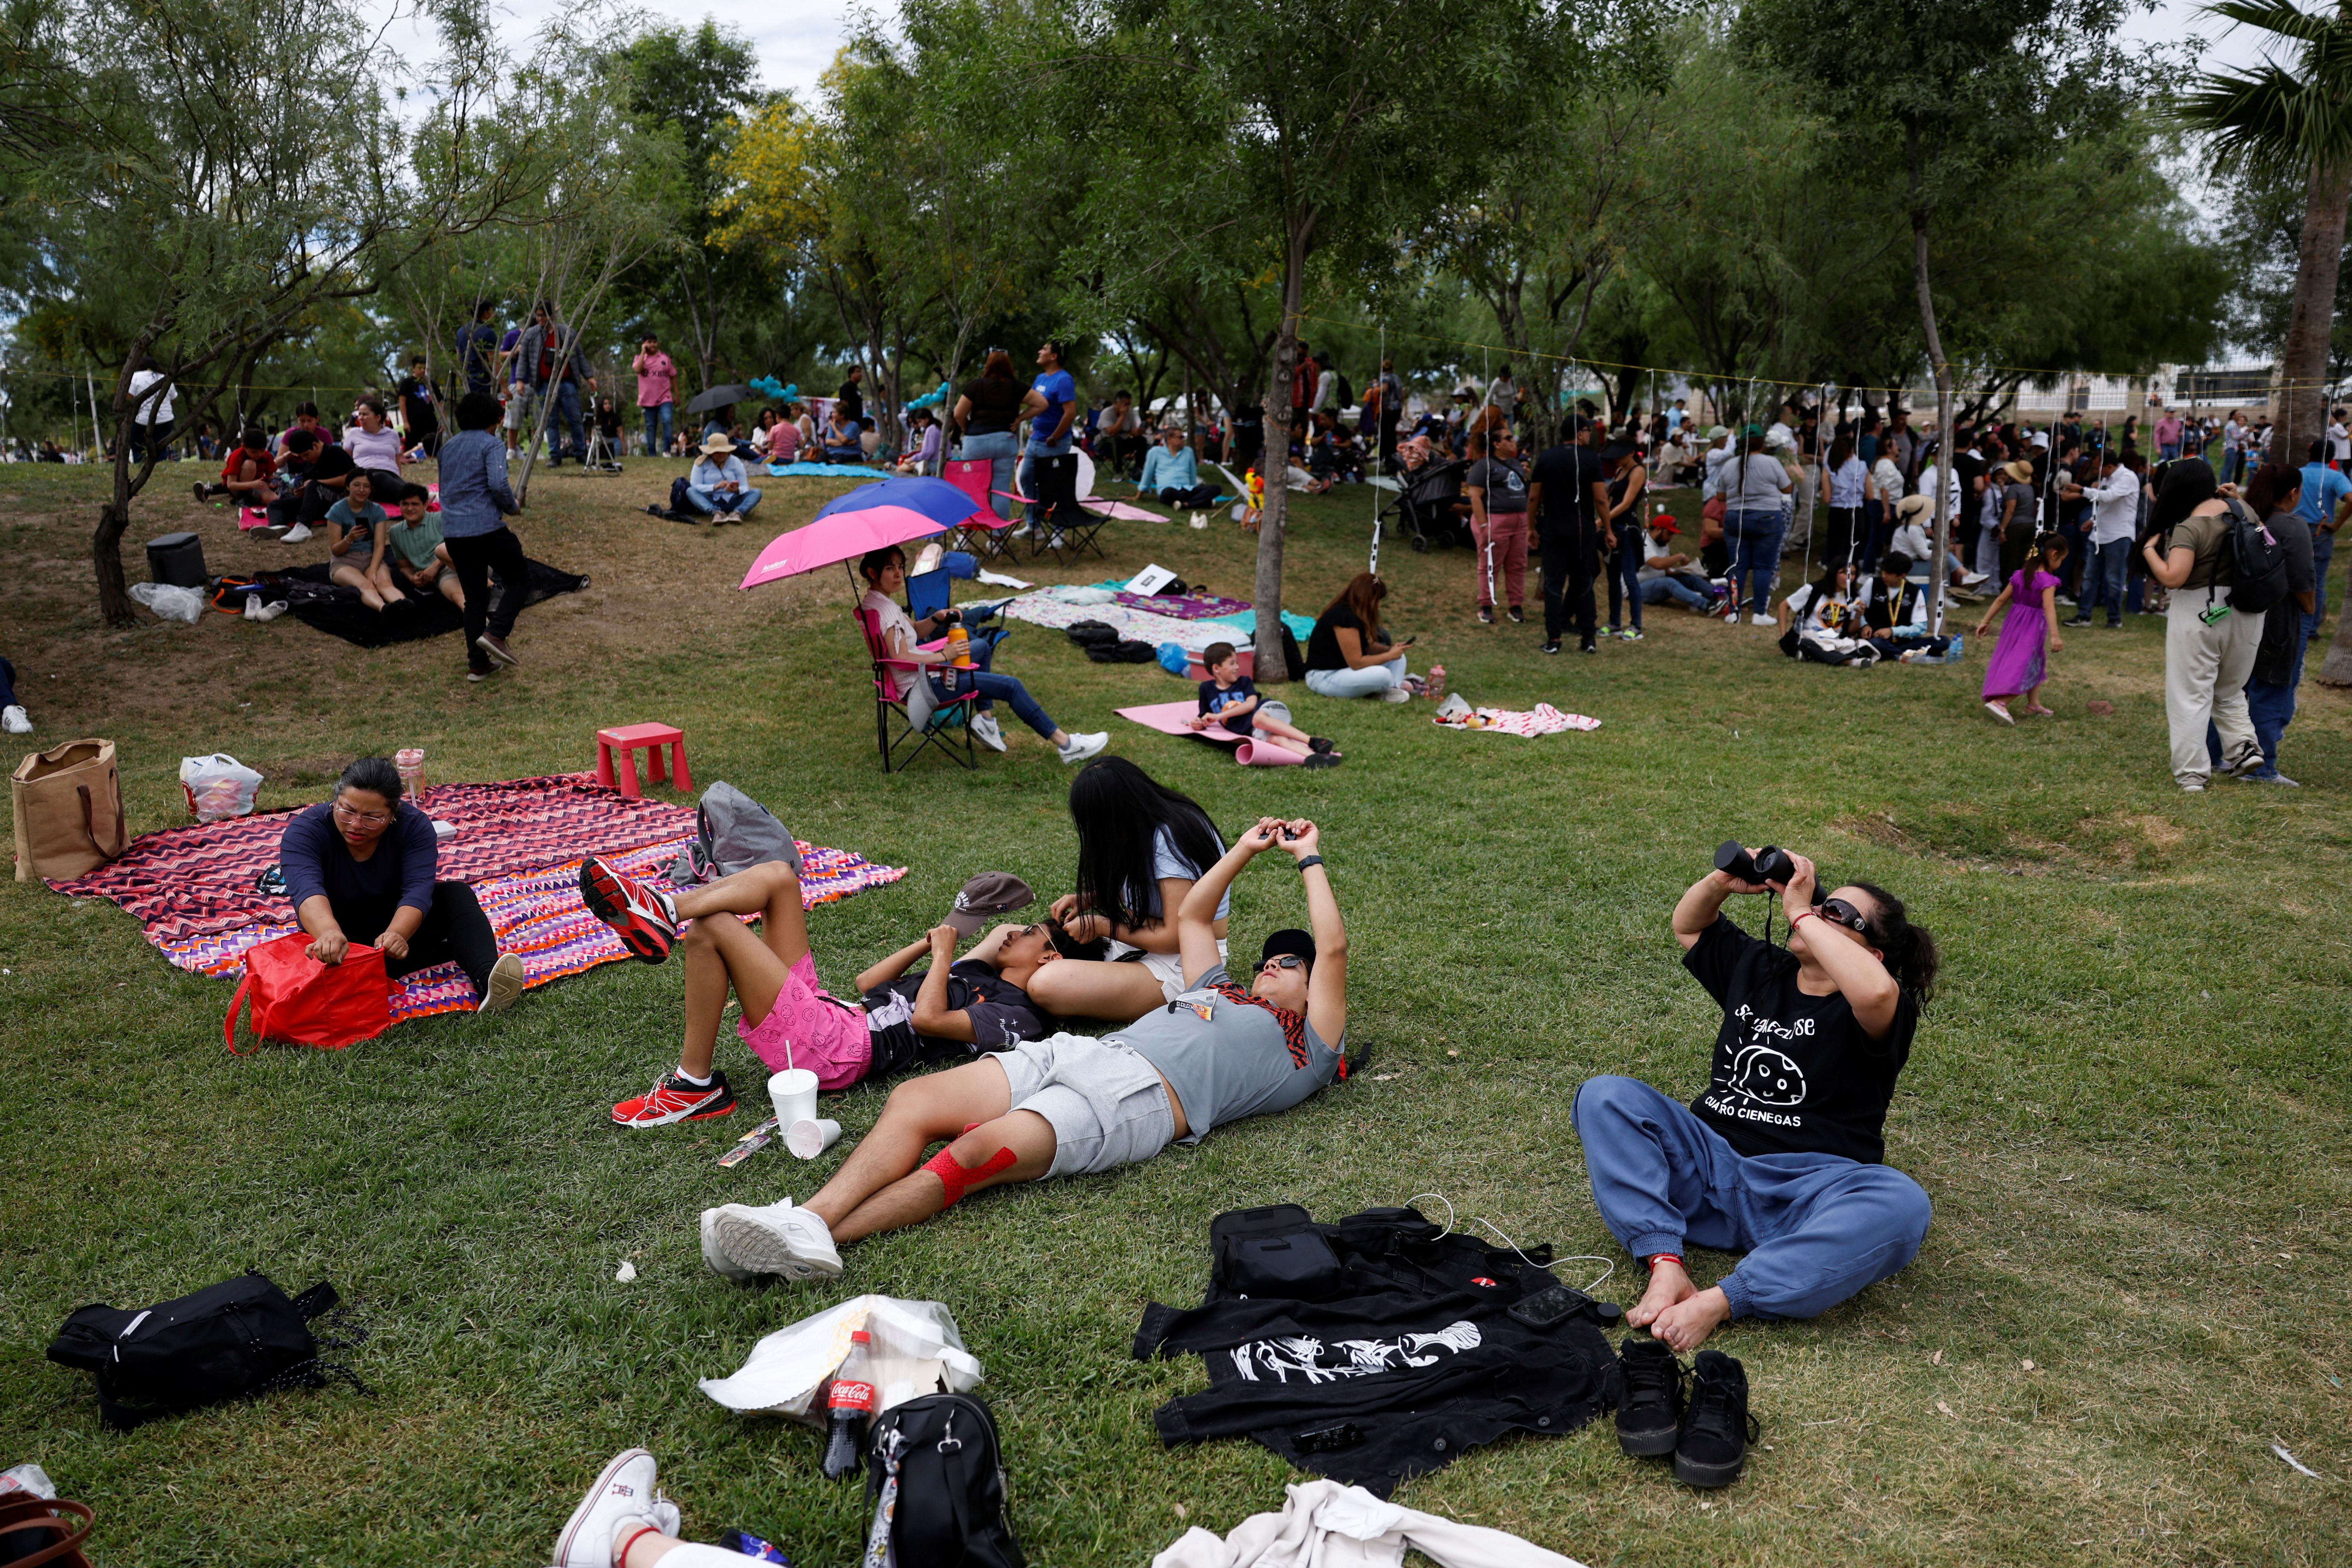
[768,1068,818,1128]
[786,1117,842,1159]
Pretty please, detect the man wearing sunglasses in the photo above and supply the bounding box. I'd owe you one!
[1571,846,1942,1355]
[696,816,1349,1284]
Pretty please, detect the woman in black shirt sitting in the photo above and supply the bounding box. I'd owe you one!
[1303,572,1414,701]
[1571,845,1939,1354]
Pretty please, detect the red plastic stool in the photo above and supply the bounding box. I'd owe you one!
[595,723,692,798]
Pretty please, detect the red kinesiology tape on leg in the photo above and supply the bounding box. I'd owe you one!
[922,1143,1016,1208]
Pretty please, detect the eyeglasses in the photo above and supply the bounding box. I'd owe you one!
[1259,954,1306,973]
[1817,897,1871,936]
[332,799,391,826]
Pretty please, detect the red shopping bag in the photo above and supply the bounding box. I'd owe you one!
[224,931,391,1053]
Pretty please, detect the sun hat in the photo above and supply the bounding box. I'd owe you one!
[943,871,1036,936]
[697,431,736,457]
[1895,493,1933,520]
[2003,460,2034,483]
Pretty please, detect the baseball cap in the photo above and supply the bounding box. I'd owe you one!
[1647,516,1681,534]
[1742,423,1764,438]
[1259,927,1316,972]
[943,871,1035,935]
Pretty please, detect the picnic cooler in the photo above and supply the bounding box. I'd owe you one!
[11,739,128,882]
[225,931,390,1052]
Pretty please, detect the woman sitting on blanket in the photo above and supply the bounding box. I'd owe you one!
[821,405,863,464]
[284,756,525,1013]
[858,545,1108,764]
[1303,571,1415,701]
[765,404,802,465]
[576,843,1085,1128]
[1022,758,1234,1023]
[325,470,406,611]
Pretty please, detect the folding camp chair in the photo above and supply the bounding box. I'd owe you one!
[904,564,1011,656]
[941,458,1014,558]
[996,474,1111,560]
[856,607,978,773]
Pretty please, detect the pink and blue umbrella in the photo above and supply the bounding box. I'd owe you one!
[738,476,992,590]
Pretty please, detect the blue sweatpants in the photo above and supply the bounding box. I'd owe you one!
[1571,1075,1932,1320]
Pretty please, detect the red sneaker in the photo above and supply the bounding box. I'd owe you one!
[579,855,678,963]
[612,1069,736,1128]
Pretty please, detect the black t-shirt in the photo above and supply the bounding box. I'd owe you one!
[1681,915,1918,1164]
[1953,449,1985,505]
[837,380,866,423]
[1463,455,1528,514]
[300,444,357,488]
[1530,443,1605,534]
[961,376,1025,436]
[859,958,1046,1081]
[1198,674,1260,735]
[397,376,439,435]
[1306,605,1383,673]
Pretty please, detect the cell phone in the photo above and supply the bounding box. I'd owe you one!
[1293,1421,1365,1453]
[1507,1283,1621,1330]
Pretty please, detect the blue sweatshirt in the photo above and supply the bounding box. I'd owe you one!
[281,802,438,915]
[435,428,517,538]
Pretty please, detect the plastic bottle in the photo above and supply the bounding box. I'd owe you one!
[1427,664,1445,701]
[821,1330,877,1480]
[395,747,426,797]
[946,623,972,668]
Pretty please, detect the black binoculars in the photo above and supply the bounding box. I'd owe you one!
[1714,842,1826,905]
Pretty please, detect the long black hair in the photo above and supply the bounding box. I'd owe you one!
[2144,455,2216,546]
[1068,757,1223,929]
[1851,880,1938,1004]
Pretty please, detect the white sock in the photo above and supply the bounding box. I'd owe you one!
[650,1545,751,1567]
[673,1065,712,1089]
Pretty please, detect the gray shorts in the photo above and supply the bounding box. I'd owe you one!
[502,388,535,430]
[993,1033,1176,1178]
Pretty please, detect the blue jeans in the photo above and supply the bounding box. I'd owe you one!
[1022,434,1074,532]
[1571,1075,1932,1320]
[931,647,1055,738]
[1304,654,1408,698]
[2313,529,2336,630]
[1609,533,1643,630]
[2207,624,2308,777]
[2159,442,2181,461]
[960,431,1019,520]
[2080,537,2131,625]
[1641,575,1709,611]
[641,402,674,457]
[1724,508,1785,617]
[686,484,762,516]
[542,381,586,460]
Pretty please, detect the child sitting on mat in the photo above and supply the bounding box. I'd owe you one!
[1188,641,1339,762]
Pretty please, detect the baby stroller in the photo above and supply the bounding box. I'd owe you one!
[1383,458,1471,551]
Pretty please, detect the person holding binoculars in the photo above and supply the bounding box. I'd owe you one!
[1571,843,1940,1353]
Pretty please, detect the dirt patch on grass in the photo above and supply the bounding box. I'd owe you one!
[1832,804,2187,874]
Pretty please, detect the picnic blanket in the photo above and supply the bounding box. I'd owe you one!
[46,774,906,1025]
[287,560,586,647]
[1117,590,1254,619]
[1433,703,1601,737]
[765,461,895,479]
[1004,585,1313,651]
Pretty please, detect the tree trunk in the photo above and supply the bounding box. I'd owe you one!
[2280,161,2351,467]
[1909,133,1953,637]
[1253,236,1306,682]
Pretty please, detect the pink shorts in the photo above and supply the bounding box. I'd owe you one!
[737,953,872,1090]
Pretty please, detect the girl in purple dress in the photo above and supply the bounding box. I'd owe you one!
[1974,533,2068,723]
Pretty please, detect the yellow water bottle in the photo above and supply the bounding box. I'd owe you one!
[947,623,972,668]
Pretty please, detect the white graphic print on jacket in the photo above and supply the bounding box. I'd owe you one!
[1231,1321,1481,1384]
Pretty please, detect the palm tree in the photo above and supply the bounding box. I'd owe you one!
[2175,1,2352,682]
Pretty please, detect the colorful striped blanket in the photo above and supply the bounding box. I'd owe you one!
[47,774,905,1024]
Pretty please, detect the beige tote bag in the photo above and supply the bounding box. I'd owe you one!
[12,739,129,880]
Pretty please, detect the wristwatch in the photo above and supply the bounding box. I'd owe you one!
[1295,854,1325,871]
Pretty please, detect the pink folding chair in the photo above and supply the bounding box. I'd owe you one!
[942,459,1014,558]
[855,607,978,773]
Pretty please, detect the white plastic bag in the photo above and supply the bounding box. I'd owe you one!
[179,753,264,822]
[697,1293,983,1424]
[129,582,205,623]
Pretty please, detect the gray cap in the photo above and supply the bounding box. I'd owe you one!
[944,871,1035,934]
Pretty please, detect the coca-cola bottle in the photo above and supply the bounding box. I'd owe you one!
[821,1329,877,1480]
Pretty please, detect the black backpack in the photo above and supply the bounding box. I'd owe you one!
[863,1393,1023,1568]
[1334,371,1355,409]
[2219,498,2291,613]
[46,1271,368,1431]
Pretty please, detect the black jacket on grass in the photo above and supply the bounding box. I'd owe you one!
[1134,1206,1619,1497]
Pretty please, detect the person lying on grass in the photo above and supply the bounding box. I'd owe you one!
[1571,847,1938,1352]
[286,756,526,1013]
[696,816,1349,1285]
[1021,757,1228,1023]
[1187,641,1339,765]
[578,853,1078,1127]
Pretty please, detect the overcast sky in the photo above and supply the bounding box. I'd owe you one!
[398,0,2280,109]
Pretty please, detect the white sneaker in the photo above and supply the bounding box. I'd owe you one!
[706,1199,844,1282]
[1057,730,1108,764]
[477,953,526,1015]
[280,523,313,543]
[550,1449,677,1568]
[0,705,27,735]
[970,710,1007,753]
[1380,685,1413,703]
[251,600,289,623]
[700,1206,758,1284]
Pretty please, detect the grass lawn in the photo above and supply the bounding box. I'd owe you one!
[2,457,2348,1567]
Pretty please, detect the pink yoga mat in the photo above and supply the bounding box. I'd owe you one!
[1116,700,1243,744]
[1234,737,1308,766]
